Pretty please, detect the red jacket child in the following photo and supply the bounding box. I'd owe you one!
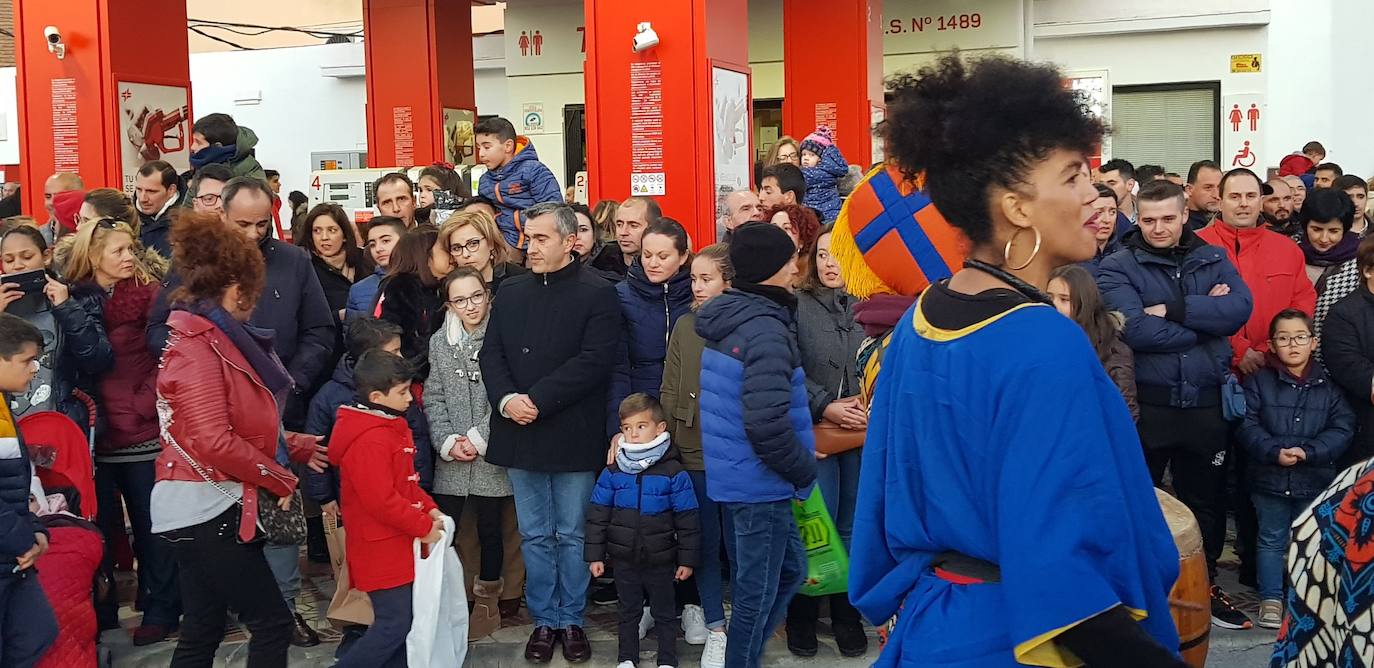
[330,404,439,592]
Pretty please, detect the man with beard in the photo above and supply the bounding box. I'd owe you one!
[1262,178,1300,238]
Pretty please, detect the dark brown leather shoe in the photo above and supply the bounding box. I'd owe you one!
[562,624,592,663]
[524,626,558,663]
[289,613,320,647]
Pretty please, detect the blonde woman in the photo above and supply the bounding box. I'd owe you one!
[440,209,528,294]
[66,218,181,645]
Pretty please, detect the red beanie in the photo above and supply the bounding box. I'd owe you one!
[51,190,86,234]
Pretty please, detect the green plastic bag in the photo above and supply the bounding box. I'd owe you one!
[792,487,850,597]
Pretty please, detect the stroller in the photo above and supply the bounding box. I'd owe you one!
[24,391,110,668]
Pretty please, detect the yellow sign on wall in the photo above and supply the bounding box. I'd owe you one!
[1231,54,1262,73]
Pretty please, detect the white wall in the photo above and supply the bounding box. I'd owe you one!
[189,43,368,199]
[188,38,512,198]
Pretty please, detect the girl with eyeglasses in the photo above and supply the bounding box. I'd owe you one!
[423,267,511,639]
[1238,308,1353,630]
[439,210,527,295]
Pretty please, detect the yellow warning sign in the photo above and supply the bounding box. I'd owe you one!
[1231,54,1262,73]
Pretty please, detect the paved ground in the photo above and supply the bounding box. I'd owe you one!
[106,534,1279,667]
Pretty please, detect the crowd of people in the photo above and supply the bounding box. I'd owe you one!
[4,52,1374,668]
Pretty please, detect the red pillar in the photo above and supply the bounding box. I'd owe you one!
[363,0,476,169]
[783,0,884,167]
[14,0,191,216]
[584,0,751,246]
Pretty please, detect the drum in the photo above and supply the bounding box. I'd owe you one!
[1157,489,1209,668]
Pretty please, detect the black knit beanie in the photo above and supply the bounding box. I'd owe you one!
[730,222,796,284]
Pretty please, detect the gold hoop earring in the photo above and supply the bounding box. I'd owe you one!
[1003,226,1042,271]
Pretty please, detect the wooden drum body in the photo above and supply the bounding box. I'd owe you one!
[1157,489,1210,668]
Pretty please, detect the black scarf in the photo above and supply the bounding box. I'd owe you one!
[1298,230,1360,268]
[184,300,293,401]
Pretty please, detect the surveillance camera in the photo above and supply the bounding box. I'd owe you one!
[43,26,65,59]
[632,22,659,53]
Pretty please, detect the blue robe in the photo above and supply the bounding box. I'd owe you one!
[850,296,1181,667]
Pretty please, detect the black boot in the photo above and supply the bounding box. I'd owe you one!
[830,593,869,657]
[305,515,329,564]
[785,595,818,657]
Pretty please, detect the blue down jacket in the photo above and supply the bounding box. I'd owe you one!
[801,144,848,223]
[695,286,817,503]
[610,261,693,422]
[476,137,564,249]
[1098,227,1252,408]
[302,356,434,504]
[1239,359,1354,498]
[584,446,700,567]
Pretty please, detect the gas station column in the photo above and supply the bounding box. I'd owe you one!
[14,0,191,216]
[362,0,476,169]
[783,0,884,166]
[584,0,752,245]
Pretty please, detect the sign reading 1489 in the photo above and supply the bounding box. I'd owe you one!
[887,14,983,34]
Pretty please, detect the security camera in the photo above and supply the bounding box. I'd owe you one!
[632,22,659,53]
[43,26,65,59]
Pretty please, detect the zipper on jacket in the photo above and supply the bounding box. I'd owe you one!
[663,284,671,348]
[634,470,646,561]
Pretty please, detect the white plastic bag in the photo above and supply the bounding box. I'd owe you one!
[406,515,469,668]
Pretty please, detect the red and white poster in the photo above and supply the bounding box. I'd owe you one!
[117,81,190,195]
[630,61,665,196]
[1222,93,1265,174]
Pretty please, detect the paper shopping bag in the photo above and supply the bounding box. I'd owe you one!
[323,512,374,627]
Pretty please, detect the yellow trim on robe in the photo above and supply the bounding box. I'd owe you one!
[912,291,1050,343]
[1013,605,1150,668]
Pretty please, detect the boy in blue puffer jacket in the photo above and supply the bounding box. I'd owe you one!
[475,117,565,251]
[0,313,58,666]
[798,126,850,223]
[1238,308,1354,630]
[695,222,816,668]
[586,393,699,668]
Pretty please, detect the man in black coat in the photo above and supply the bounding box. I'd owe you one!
[480,201,623,664]
[144,176,334,646]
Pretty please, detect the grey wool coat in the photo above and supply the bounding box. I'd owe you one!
[425,318,513,498]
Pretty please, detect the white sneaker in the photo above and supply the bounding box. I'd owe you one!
[638,606,654,639]
[616,662,636,668]
[682,604,708,645]
[701,630,727,668]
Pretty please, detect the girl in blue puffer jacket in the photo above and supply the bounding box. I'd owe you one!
[1239,308,1354,629]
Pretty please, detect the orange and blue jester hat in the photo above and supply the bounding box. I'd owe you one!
[831,162,967,299]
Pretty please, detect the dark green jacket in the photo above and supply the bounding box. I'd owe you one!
[661,312,705,470]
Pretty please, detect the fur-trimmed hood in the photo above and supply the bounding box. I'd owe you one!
[52,234,168,282]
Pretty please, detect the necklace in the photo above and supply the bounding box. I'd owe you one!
[962,259,1052,305]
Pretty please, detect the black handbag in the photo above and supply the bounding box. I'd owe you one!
[255,488,307,546]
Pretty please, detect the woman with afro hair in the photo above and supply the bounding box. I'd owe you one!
[847,55,1188,667]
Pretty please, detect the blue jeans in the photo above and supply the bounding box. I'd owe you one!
[507,469,597,629]
[816,449,861,550]
[0,574,58,668]
[95,460,181,627]
[723,500,805,668]
[334,584,411,668]
[688,470,727,630]
[263,543,302,613]
[1252,492,1312,601]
